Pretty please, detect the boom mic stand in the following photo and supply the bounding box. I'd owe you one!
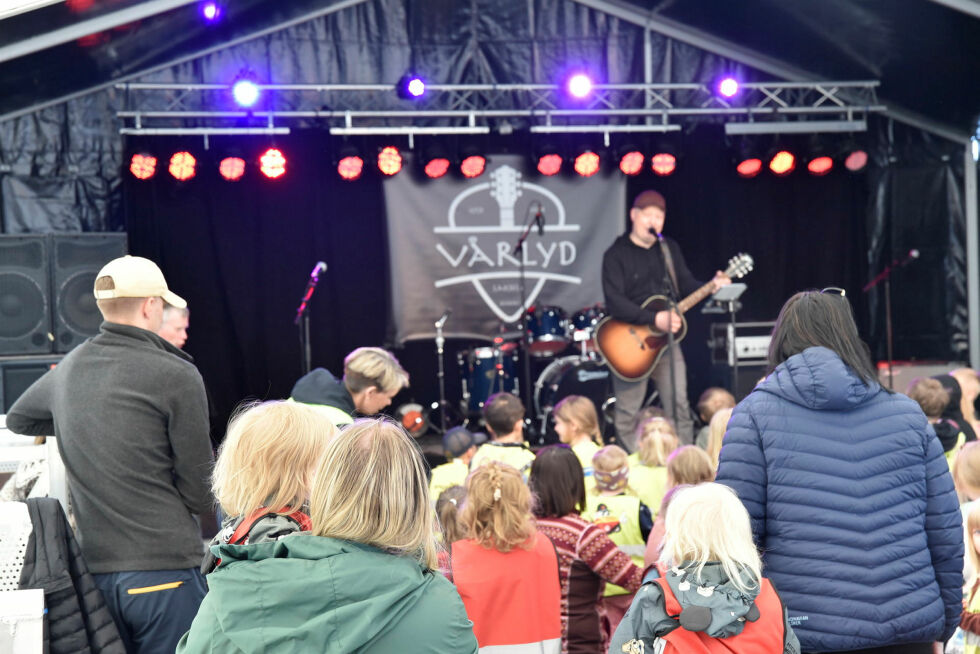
[862,248,920,389]
[434,310,451,434]
[294,261,327,375]
[513,202,544,426]
[660,257,680,430]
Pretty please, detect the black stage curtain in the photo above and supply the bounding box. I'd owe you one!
[123,126,881,440]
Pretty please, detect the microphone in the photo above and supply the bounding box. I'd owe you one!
[435,309,452,329]
[648,227,663,241]
[535,205,544,237]
[310,261,327,278]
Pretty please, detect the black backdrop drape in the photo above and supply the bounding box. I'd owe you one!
[124,125,884,440]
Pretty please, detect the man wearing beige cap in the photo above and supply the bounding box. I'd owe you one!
[601,190,730,449]
[7,255,213,653]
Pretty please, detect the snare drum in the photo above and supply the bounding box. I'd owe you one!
[534,356,613,442]
[525,306,569,357]
[458,346,518,413]
[570,304,606,353]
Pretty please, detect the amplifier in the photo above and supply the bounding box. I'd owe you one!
[710,321,776,366]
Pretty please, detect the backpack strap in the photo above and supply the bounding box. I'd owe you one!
[229,505,310,545]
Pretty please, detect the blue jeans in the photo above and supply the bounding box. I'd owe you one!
[94,568,207,654]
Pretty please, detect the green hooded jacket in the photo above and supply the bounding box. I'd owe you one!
[177,534,477,653]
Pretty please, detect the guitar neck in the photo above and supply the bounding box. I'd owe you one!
[676,280,716,315]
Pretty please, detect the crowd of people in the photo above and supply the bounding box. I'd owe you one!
[6,236,980,654]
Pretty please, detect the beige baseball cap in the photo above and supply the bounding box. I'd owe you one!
[93,255,186,308]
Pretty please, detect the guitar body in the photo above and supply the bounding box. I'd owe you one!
[594,295,688,382]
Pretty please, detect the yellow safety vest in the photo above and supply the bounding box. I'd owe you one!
[583,492,645,597]
[429,459,469,502]
[627,453,669,514]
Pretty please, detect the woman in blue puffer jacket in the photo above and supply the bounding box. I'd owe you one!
[716,289,963,654]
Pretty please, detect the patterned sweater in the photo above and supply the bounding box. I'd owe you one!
[536,513,643,654]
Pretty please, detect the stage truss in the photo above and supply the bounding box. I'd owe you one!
[116,80,884,140]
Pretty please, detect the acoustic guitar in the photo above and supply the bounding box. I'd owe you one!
[594,253,754,382]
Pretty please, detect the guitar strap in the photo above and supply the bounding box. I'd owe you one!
[658,238,681,298]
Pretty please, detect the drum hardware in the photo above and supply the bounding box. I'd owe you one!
[458,345,520,414]
[525,306,570,357]
[570,304,605,360]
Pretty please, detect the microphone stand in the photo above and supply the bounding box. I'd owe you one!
[658,239,680,430]
[862,249,920,390]
[294,262,326,376]
[434,312,450,434]
[514,203,541,431]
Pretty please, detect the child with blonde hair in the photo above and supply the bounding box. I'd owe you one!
[584,445,653,642]
[612,483,800,654]
[452,462,561,653]
[694,387,736,449]
[705,407,734,469]
[202,400,336,574]
[960,501,980,653]
[628,416,680,512]
[553,394,603,486]
[436,485,468,546]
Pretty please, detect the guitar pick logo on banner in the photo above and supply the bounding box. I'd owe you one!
[433,165,582,322]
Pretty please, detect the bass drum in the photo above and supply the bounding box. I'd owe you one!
[534,356,614,445]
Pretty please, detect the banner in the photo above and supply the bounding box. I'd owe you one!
[384,155,625,342]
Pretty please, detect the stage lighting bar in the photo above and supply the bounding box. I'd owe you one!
[119,128,290,136]
[725,120,867,136]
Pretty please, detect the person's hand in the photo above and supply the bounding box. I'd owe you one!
[654,310,682,334]
[710,271,732,293]
[932,641,944,654]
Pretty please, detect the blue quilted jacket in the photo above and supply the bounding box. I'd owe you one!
[716,346,963,652]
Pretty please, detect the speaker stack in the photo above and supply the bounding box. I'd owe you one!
[0,233,127,411]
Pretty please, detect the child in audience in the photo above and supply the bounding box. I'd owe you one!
[452,461,562,653]
[531,445,644,654]
[628,416,680,512]
[642,446,716,570]
[430,427,486,500]
[960,501,980,654]
[611,483,800,654]
[470,392,535,478]
[907,376,963,468]
[202,400,335,574]
[553,394,604,487]
[585,445,652,644]
[436,485,468,546]
[704,407,734,469]
[694,387,736,449]
[956,442,980,587]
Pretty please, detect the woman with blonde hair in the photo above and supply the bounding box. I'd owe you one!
[704,407,734,469]
[553,395,603,486]
[178,419,478,653]
[611,483,799,653]
[628,416,680,511]
[451,461,561,653]
[201,400,335,574]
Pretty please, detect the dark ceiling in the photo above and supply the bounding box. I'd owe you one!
[1,0,978,139]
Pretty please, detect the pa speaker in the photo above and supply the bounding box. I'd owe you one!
[50,233,128,353]
[0,355,63,412]
[0,235,52,355]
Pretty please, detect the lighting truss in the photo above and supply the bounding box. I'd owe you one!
[114,80,884,137]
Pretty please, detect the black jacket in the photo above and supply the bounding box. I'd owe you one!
[601,234,701,324]
[19,498,125,654]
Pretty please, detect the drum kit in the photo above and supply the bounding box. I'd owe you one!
[455,304,615,443]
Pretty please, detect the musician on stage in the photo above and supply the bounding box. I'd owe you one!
[601,190,730,449]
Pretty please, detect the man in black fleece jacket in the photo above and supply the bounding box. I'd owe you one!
[7,255,213,654]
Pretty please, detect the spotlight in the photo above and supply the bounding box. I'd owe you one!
[565,73,593,99]
[768,150,796,176]
[461,154,487,178]
[200,1,222,22]
[424,157,451,179]
[844,149,868,172]
[716,76,740,99]
[259,148,287,179]
[168,151,196,181]
[219,157,245,181]
[129,153,157,180]
[232,78,260,108]
[396,74,426,100]
[574,150,600,177]
[338,154,364,181]
[377,146,403,176]
[617,147,644,176]
[736,158,763,178]
[537,153,563,176]
[651,152,677,176]
[807,156,834,176]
